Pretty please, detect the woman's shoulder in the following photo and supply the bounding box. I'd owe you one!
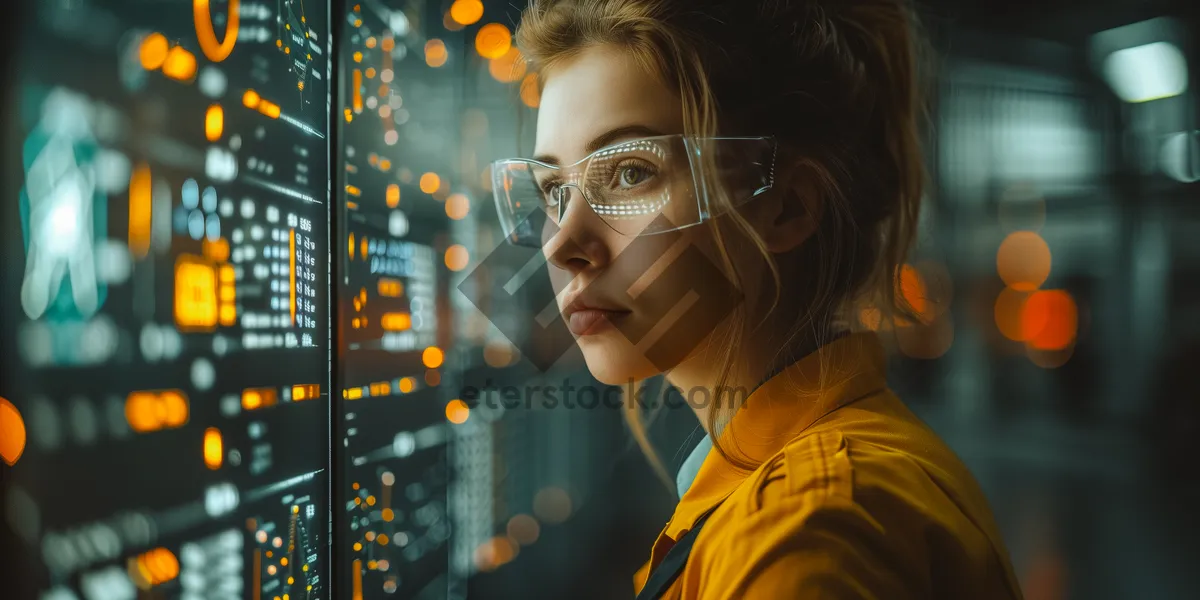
[691,391,1023,598]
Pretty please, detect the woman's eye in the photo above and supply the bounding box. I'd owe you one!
[541,182,563,200]
[618,166,651,187]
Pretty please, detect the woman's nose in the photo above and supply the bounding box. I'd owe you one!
[544,186,613,273]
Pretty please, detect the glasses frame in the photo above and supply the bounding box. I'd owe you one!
[490,134,778,246]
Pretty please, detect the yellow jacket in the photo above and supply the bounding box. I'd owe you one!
[633,332,1024,599]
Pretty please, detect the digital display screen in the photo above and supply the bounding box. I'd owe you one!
[1,1,333,598]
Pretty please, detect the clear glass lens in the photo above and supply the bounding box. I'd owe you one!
[492,135,775,248]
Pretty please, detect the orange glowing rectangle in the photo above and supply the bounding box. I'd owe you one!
[126,390,189,433]
[380,312,411,331]
[289,228,296,325]
[386,184,400,208]
[203,428,223,469]
[345,184,362,197]
[205,104,224,142]
[258,100,281,119]
[346,387,364,400]
[352,559,363,600]
[203,237,230,262]
[128,162,152,259]
[132,548,180,587]
[175,255,218,331]
[219,304,237,326]
[378,279,403,297]
[292,384,319,401]
[347,201,359,210]
[242,387,278,411]
[353,70,363,113]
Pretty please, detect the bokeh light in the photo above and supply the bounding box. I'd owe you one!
[445,244,469,271]
[0,397,26,466]
[446,193,470,220]
[489,47,526,83]
[1021,290,1078,351]
[520,73,541,108]
[446,399,469,424]
[425,39,448,68]
[475,23,511,59]
[420,172,441,194]
[450,0,484,26]
[997,231,1051,291]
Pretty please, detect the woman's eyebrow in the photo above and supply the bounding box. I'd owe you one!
[533,124,666,165]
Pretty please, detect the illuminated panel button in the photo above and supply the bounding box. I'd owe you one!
[380,312,410,331]
[175,255,218,331]
[128,547,180,590]
[128,162,152,259]
[242,387,278,411]
[204,427,223,469]
[125,390,189,434]
[291,384,319,401]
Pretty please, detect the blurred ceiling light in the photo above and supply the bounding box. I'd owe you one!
[1102,41,1188,102]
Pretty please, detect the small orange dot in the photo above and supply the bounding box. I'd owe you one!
[420,172,441,194]
[422,346,445,369]
[445,245,469,271]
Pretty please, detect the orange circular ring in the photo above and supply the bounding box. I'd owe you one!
[194,0,240,62]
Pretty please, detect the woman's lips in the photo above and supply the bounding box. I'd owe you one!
[567,309,630,336]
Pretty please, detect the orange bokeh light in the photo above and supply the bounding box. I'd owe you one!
[205,103,224,141]
[488,47,526,83]
[993,287,1032,341]
[446,193,470,219]
[450,0,484,26]
[1021,290,1077,351]
[520,73,541,108]
[446,399,470,424]
[475,23,512,59]
[139,33,169,70]
[128,162,152,259]
[420,172,441,194]
[203,427,223,469]
[423,346,445,369]
[997,231,1051,291]
[0,397,26,466]
[162,46,198,81]
[425,39,448,68]
[445,245,469,271]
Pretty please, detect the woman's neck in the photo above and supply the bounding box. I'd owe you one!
[665,318,822,438]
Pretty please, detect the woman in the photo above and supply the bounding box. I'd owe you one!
[491,0,1024,598]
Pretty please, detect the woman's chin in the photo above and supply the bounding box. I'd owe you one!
[578,339,663,386]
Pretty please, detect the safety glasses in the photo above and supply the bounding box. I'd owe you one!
[490,135,777,248]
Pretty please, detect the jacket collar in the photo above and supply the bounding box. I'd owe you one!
[663,331,889,540]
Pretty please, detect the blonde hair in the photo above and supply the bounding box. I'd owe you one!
[516,0,930,487]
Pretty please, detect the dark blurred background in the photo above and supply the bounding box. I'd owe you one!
[2,1,1199,599]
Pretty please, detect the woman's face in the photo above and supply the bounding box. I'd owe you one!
[534,45,764,385]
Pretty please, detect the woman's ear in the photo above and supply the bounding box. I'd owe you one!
[759,170,822,254]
